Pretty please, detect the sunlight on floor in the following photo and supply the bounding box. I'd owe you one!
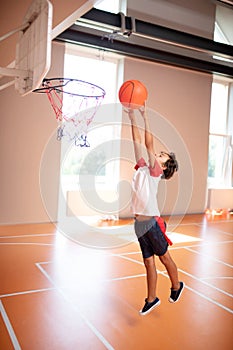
[168,232,202,244]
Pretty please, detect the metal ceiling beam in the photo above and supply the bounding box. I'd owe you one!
[56,8,233,78]
[214,0,233,8]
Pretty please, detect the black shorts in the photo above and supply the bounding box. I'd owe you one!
[135,218,168,258]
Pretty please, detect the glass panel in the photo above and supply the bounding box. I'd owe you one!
[95,0,120,13]
[214,22,228,44]
[208,135,224,184]
[64,53,117,105]
[61,125,121,189]
[61,50,121,198]
[208,134,229,187]
[209,82,228,134]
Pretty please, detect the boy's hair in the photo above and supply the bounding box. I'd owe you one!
[162,152,178,180]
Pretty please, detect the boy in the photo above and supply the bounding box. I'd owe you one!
[127,105,184,316]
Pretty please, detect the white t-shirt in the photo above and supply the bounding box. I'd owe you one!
[131,157,163,216]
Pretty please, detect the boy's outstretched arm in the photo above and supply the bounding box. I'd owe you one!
[127,109,143,163]
[139,105,156,167]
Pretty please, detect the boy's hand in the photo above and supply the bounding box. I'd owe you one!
[139,102,147,120]
[124,108,135,121]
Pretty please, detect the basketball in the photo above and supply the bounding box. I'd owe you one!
[118,80,148,109]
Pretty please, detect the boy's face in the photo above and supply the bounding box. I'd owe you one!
[155,152,170,169]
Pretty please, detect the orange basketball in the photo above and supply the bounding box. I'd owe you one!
[118,80,148,109]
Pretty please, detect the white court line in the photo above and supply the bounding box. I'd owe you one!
[112,254,144,266]
[162,272,233,315]
[119,251,233,299]
[0,287,56,299]
[195,223,233,237]
[104,273,146,282]
[114,251,141,256]
[116,254,233,314]
[0,233,55,239]
[0,300,21,350]
[35,263,115,350]
[196,220,233,224]
[185,247,233,269]
[183,239,233,247]
[201,276,233,280]
[0,242,54,246]
[177,268,233,300]
[36,260,52,265]
[114,239,233,257]
[103,271,169,283]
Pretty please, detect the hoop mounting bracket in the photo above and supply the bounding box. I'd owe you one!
[0,67,29,78]
[118,12,135,37]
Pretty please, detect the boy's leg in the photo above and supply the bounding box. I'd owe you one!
[159,251,184,302]
[139,255,161,315]
[144,255,158,302]
[159,251,179,289]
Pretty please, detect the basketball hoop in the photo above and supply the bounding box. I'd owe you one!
[33,77,106,146]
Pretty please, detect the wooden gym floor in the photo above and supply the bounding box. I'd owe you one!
[0,213,232,350]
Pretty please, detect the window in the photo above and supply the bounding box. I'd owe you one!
[208,12,233,189]
[214,21,228,45]
[94,0,123,13]
[208,80,232,188]
[59,45,122,219]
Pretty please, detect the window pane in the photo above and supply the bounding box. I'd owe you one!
[95,0,120,13]
[61,51,121,196]
[214,22,229,44]
[209,82,228,134]
[208,134,232,187]
[208,135,224,181]
[64,54,117,105]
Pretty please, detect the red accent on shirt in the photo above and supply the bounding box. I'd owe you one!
[134,157,163,177]
[134,157,147,170]
[149,159,163,177]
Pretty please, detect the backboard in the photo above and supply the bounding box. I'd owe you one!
[0,0,52,96]
[15,0,53,95]
[0,1,103,95]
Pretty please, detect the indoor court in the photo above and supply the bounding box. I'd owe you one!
[0,214,232,349]
[0,0,233,349]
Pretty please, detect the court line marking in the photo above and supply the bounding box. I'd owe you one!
[159,271,233,314]
[107,252,233,295]
[0,287,56,299]
[103,273,146,282]
[185,247,233,269]
[0,233,55,239]
[1,227,232,309]
[0,217,231,239]
[201,276,233,280]
[35,263,115,350]
[116,254,233,314]
[0,242,54,246]
[12,242,231,302]
[118,239,233,256]
[117,252,233,298]
[167,220,232,227]
[102,258,233,315]
[1,238,231,249]
[107,268,233,314]
[0,299,21,350]
[0,219,231,348]
[194,223,233,237]
[177,267,233,299]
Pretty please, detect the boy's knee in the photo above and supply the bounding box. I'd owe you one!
[144,256,154,268]
[159,252,170,265]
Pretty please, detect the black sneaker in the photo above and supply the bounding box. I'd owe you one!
[139,297,161,315]
[169,281,185,303]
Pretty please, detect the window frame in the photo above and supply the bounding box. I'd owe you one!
[208,77,233,189]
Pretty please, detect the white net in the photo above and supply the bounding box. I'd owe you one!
[34,78,106,146]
